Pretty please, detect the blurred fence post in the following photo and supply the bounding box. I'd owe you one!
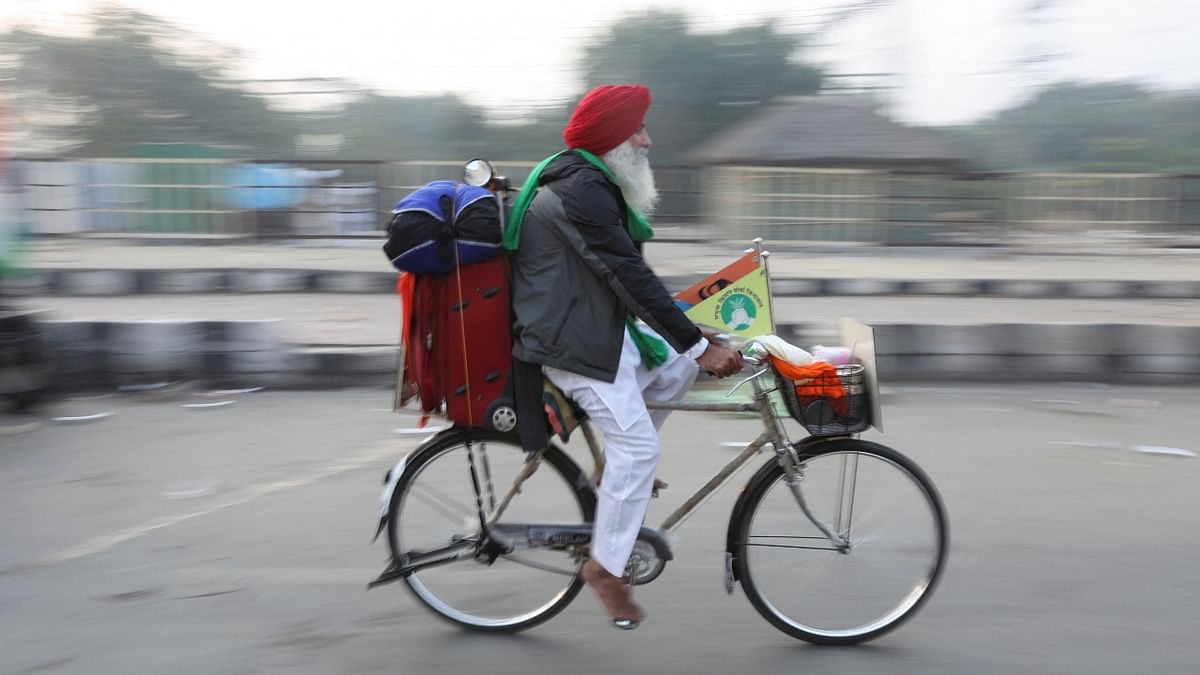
[881,171,895,247]
[1178,174,1200,243]
[377,161,388,234]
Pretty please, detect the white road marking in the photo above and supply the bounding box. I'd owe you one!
[15,441,405,571]
[52,412,114,423]
[202,386,265,396]
[161,482,219,500]
[182,400,237,409]
[1131,445,1196,458]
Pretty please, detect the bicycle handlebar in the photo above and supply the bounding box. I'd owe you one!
[705,331,768,370]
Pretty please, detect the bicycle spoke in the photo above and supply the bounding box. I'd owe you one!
[747,534,828,540]
[410,482,476,526]
[479,442,497,512]
[834,452,859,542]
[744,534,841,552]
[744,542,842,552]
[464,441,488,527]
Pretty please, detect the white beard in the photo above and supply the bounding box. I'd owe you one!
[602,140,659,216]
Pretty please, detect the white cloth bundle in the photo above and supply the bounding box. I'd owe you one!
[740,334,814,366]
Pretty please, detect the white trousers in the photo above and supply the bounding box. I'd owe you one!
[544,329,699,577]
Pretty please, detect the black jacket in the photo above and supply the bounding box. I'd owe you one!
[509,151,702,383]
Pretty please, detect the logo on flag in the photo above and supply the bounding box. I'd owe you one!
[719,293,758,331]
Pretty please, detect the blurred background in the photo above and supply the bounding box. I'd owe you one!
[1,0,1199,246]
[3,4,1200,674]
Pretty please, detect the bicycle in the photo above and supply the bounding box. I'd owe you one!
[368,335,949,645]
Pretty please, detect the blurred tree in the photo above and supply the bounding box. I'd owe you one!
[952,81,1200,172]
[314,94,486,160]
[0,5,292,156]
[0,6,830,163]
[292,94,573,162]
[0,5,555,161]
[579,11,824,162]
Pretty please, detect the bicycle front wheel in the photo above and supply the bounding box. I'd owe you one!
[734,438,948,645]
[387,430,595,632]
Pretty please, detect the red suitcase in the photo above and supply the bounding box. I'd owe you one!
[441,258,513,427]
[404,258,514,429]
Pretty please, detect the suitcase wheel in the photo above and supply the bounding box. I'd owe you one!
[486,401,518,432]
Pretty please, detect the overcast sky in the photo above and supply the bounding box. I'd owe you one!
[3,0,1198,126]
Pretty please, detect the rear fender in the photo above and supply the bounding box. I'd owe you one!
[371,427,469,544]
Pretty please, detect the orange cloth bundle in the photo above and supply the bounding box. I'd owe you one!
[769,357,849,417]
[397,272,416,347]
[395,272,426,424]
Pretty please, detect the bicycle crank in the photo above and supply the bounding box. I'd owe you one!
[624,539,668,586]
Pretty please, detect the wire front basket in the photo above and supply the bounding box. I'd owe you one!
[775,363,871,436]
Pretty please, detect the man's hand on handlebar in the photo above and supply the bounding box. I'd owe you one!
[697,343,744,378]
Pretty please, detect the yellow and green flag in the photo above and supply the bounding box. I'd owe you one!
[679,259,773,338]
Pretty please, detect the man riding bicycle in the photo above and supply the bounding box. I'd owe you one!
[506,84,743,628]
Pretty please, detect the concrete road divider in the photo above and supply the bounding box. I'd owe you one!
[26,319,1200,392]
[11,268,1200,299]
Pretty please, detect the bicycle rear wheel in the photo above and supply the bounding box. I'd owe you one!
[387,430,595,632]
[734,438,948,645]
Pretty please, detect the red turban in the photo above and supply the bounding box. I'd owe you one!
[562,84,651,155]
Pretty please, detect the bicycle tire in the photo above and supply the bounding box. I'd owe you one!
[732,438,948,645]
[387,429,596,632]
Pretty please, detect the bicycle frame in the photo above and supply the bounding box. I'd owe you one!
[645,366,789,534]
[483,360,826,540]
[370,358,858,588]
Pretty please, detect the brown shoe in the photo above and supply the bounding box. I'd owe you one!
[581,559,645,630]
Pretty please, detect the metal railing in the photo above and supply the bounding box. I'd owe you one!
[8,158,1200,248]
[11,158,386,239]
[708,166,1200,248]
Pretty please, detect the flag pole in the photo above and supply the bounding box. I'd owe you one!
[760,247,777,335]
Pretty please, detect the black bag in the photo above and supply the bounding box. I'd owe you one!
[383,181,501,274]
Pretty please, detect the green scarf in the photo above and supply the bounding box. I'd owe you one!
[504,148,667,369]
[625,315,670,369]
